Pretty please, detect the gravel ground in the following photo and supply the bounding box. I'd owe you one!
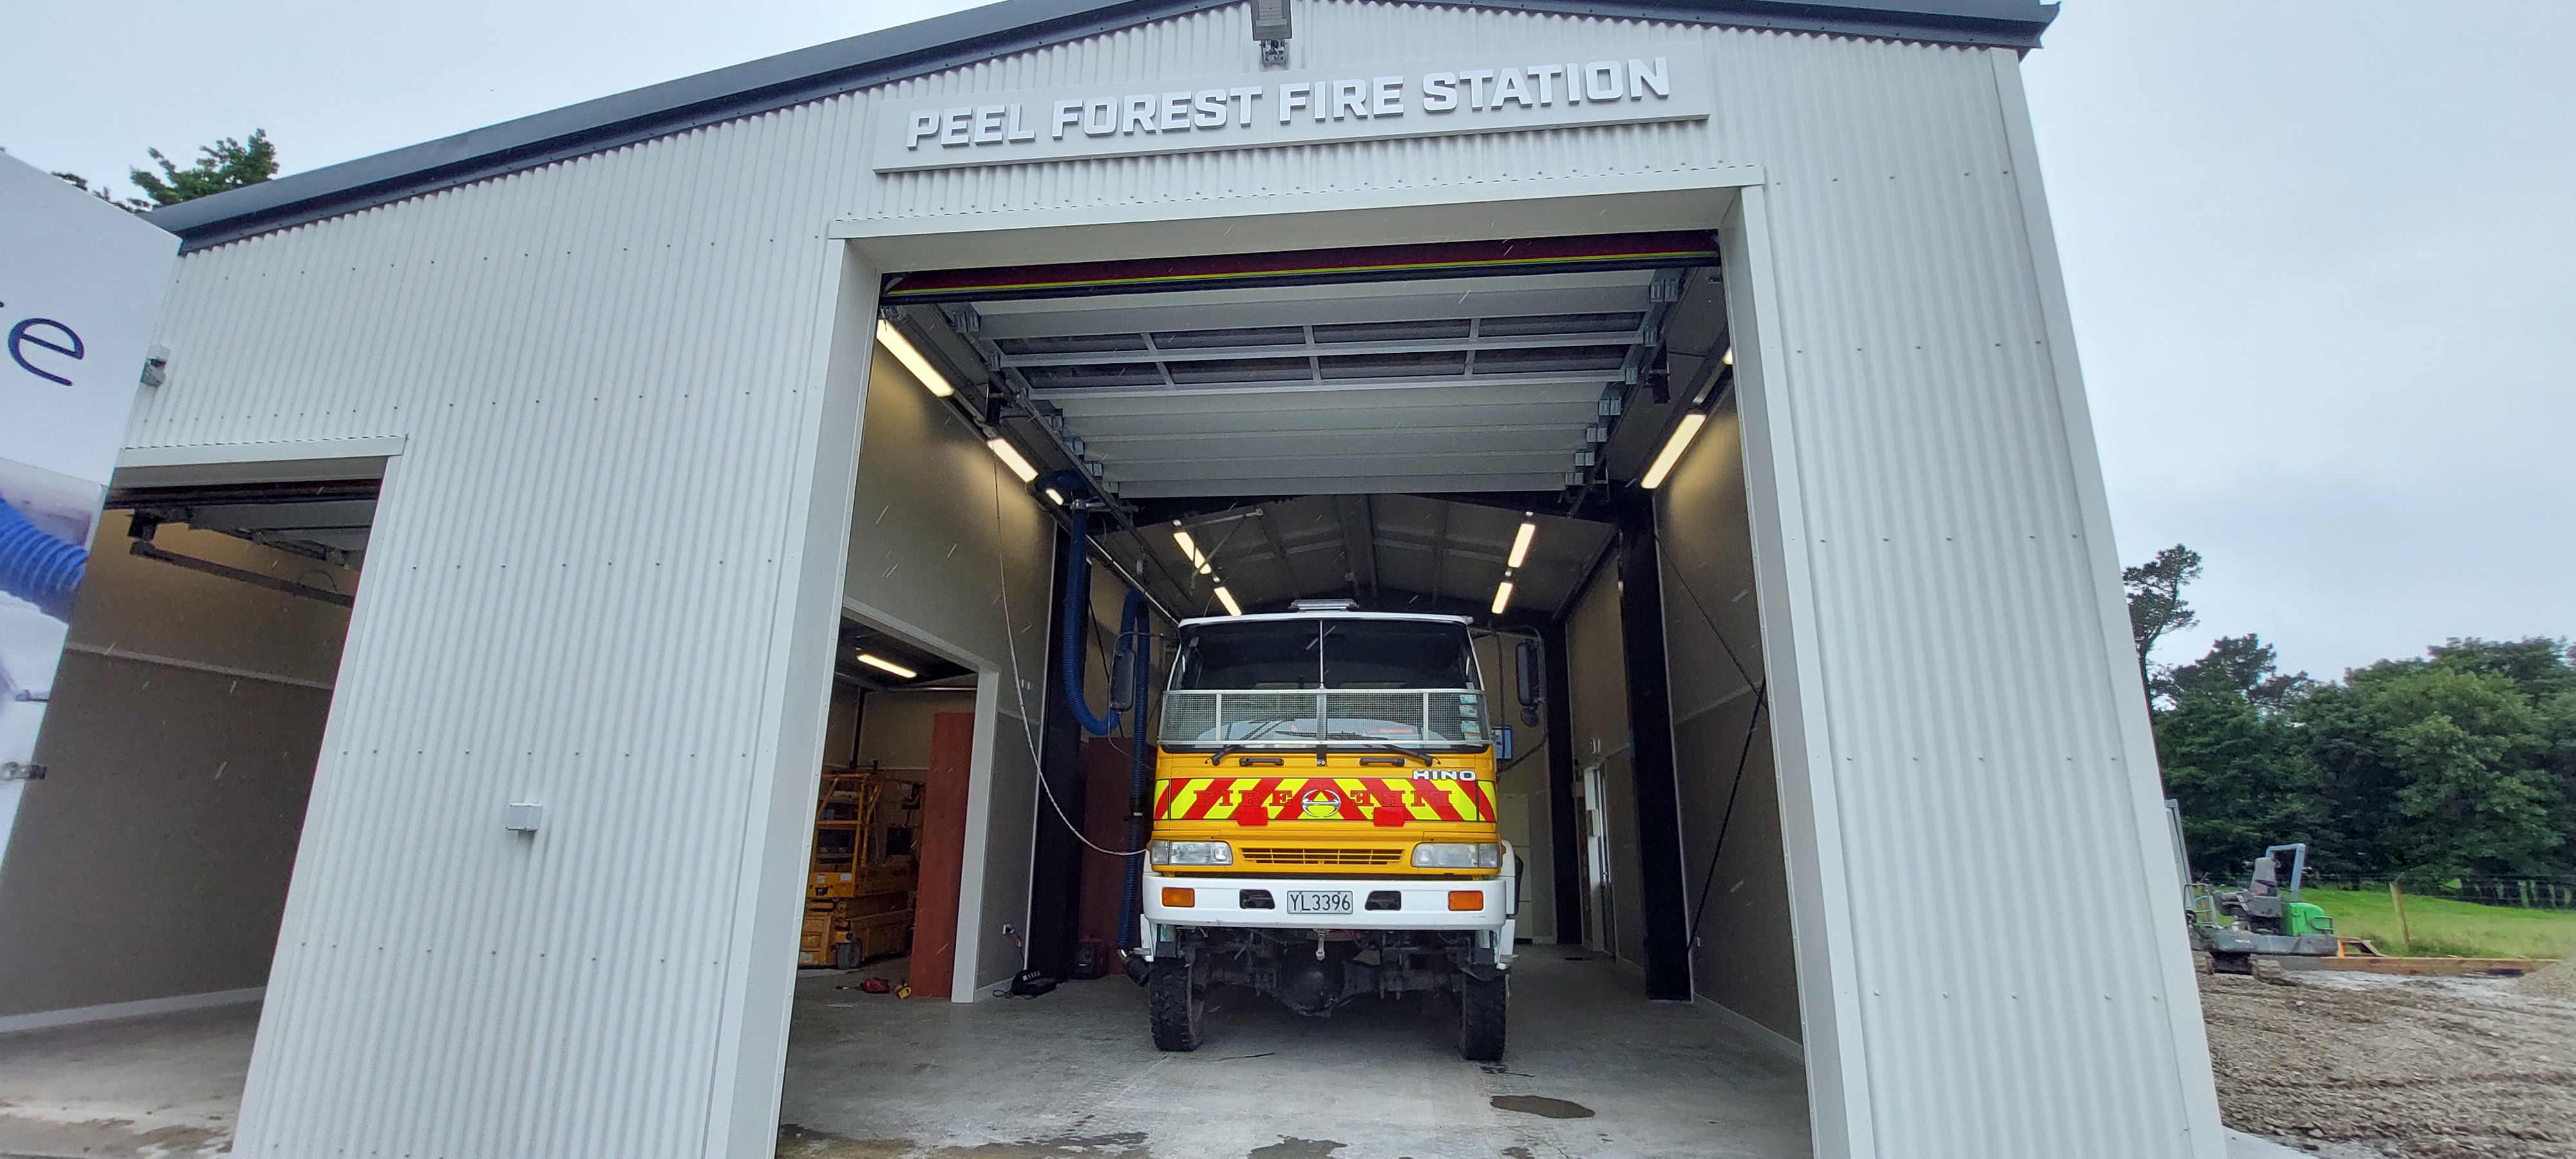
[2199,965,2576,1158]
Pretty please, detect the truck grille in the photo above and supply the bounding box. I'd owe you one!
[1240,847,1405,866]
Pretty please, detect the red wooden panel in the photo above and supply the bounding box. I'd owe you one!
[907,711,975,997]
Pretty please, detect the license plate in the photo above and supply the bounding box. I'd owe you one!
[1285,890,1353,915]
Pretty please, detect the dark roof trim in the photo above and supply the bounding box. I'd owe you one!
[152,0,2055,251]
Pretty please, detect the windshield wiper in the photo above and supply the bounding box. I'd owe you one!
[1325,736,1435,766]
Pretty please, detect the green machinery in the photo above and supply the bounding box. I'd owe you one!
[2188,842,2340,973]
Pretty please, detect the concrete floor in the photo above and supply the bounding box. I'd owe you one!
[0,1003,249,1158]
[0,950,1812,1159]
[779,950,1812,1159]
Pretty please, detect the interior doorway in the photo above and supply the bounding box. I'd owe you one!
[0,467,378,1154]
[803,612,978,999]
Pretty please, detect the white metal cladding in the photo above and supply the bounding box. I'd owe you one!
[132,104,867,1158]
[126,4,2219,1157]
[854,1,1748,223]
[1712,38,2224,1159]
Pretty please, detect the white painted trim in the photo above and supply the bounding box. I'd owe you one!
[64,643,336,692]
[951,672,1005,1002]
[1986,48,2230,1159]
[1696,995,1804,1064]
[838,596,1005,675]
[705,239,885,1159]
[111,437,407,491]
[117,436,408,469]
[1724,185,1875,1159]
[835,173,1759,272]
[0,986,263,1035]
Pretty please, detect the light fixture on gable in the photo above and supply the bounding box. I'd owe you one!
[1252,0,1292,66]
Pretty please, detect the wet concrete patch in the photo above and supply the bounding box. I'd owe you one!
[0,1111,231,1158]
[780,1125,1153,1158]
[779,1123,919,1158]
[1489,1095,1595,1119]
[936,1132,1151,1157]
[1246,1137,1345,1159]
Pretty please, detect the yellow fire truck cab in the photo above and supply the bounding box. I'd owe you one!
[1137,603,1518,1060]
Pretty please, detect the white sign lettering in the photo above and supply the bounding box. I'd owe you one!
[873,49,1710,173]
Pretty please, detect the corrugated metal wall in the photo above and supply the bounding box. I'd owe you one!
[128,3,2217,1156]
[134,105,869,1158]
[1711,32,2224,1159]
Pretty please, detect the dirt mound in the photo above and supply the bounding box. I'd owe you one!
[2517,961,2576,1001]
[2199,971,2575,1158]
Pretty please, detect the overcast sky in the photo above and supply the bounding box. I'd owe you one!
[6,2,2566,681]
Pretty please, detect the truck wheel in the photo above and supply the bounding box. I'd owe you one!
[1149,959,1202,1052]
[1458,974,1506,1062]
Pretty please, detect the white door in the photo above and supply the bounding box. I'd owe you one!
[1580,763,1616,954]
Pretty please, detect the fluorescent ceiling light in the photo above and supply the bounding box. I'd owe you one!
[1043,487,1065,505]
[1640,411,1708,490]
[1506,520,1537,569]
[1173,529,1212,574]
[1721,346,1734,367]
[875,320,953,397]
[1213,586,1243,616]
[1490,580,1515,616]
[856,652,918,679]
[985,437,1038,483]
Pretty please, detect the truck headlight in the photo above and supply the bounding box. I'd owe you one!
[1412,842,1501,869]
[1150,840,1232,867]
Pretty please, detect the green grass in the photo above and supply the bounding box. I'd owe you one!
[2302,887,2576,960]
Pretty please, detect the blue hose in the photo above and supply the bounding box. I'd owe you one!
[1055,503,1160,951]
[0,498,85,621]
[1059,509,1121,736]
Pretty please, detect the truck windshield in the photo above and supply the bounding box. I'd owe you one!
[1170,619,1477,691]
[1162,618,1485,749]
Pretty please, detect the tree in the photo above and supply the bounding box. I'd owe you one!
[2300,651,2564,881]
[2168,634,2313,711]
[129,129,277,206]
[2157,634,2328,878]
[2123,543,2202,701]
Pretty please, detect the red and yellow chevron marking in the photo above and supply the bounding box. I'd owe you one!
[1152,775,1493,827]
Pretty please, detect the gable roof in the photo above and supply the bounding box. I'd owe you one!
[151,0,2057,250]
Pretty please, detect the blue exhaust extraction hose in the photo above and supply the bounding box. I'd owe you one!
[0,498,86,621]
[1059,509,1122,737]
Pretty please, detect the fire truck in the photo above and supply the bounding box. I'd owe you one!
[1135,605,1517,1060]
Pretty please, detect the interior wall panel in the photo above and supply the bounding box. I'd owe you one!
[1560,560,1637,963]
[0,517,352,1017]
[1656,397,1799,1044]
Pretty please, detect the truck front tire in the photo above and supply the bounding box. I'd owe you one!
[1458,974,1506,1061]
[1149,957,1203,1051]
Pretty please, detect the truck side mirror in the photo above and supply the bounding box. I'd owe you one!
[1108,647,1137,713]
[1515,639,1543,727]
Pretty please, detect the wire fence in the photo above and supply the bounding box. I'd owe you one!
[2314,876,2576,911]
